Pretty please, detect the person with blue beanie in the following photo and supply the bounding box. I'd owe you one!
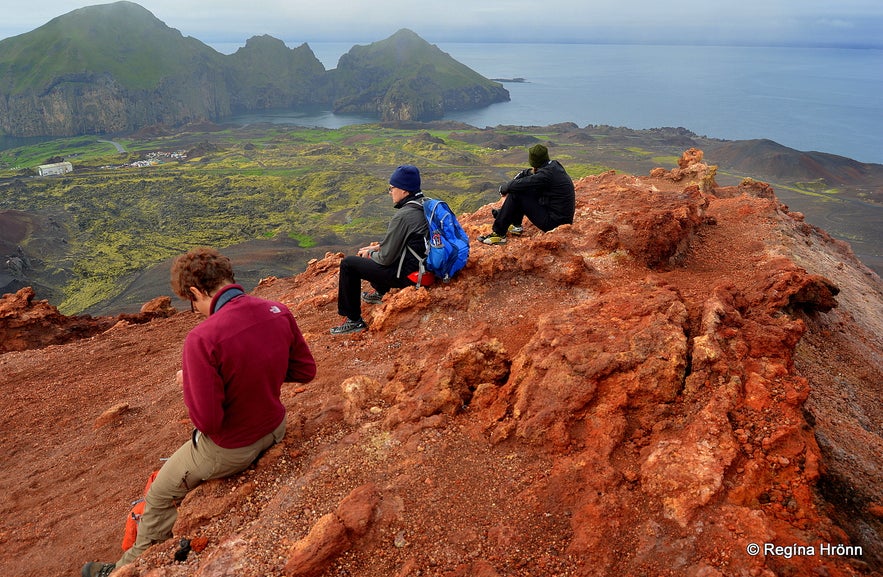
[331,165,429,335]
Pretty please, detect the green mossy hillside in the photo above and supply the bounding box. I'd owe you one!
[0,6,508,137]
[330,29,509,120]
[0,2,218,94]
[0,123,620,313]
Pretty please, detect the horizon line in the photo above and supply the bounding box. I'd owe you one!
[201,37,883,51]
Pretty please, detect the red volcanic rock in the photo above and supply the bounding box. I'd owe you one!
[381,336,511,431]
[678,146,704,168]
[139,296,175,315]
[0,287,112,352]
[2,150,881,577]
[335,483,380,537]
[283,484,380,577]
[651,147,720,192]
[737,177,778,199]
[0,286,177,353]
[93,402,131,429]
[489,282,689,450]
[285,513,350,577]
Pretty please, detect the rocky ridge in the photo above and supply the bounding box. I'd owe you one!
[0,150,881,577]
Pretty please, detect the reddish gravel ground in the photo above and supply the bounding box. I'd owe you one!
[1,156,881,577]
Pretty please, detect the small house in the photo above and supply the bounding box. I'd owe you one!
[36,161,73,176]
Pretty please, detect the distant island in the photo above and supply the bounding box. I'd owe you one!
[0,2,509,138]
[490,77,527,83]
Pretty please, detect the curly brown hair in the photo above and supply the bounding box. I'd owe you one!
[170,247,235,300]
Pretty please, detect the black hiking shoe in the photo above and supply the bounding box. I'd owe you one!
[82,562,116,577]
[360,290,383,304]
[330,318,367,335]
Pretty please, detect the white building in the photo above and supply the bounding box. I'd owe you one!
[36,161,73,176]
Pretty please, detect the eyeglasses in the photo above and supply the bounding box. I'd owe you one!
[388,185,395,192]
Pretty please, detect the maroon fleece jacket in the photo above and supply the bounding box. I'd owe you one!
[181,284,316,448]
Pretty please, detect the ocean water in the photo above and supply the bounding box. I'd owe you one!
[216,41,883,165]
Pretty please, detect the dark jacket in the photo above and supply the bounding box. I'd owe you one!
[501,160,575,227]
[371,193,428,277]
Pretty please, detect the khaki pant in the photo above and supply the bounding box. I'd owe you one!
[116,418,286,567]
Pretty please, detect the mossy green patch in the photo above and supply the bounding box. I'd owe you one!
[560,163,610,180]
[651,155,680,166]
[794,179,840,195]
[289,233,317,248]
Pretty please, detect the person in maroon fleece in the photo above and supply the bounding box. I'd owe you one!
[82,247,316,577]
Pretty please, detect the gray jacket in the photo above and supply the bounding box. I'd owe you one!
[371,195,428,277]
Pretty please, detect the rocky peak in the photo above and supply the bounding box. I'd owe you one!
[1,150,881,577]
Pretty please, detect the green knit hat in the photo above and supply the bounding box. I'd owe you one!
[528,144,550,168]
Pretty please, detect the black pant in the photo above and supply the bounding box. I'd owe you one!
[337,256,414,320]
[494,193,561,235]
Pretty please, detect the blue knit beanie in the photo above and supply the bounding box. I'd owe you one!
[389,165,421,193]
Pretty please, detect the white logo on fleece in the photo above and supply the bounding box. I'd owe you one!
[269,305,282,314]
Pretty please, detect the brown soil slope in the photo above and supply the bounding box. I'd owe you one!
[1,151,881,577]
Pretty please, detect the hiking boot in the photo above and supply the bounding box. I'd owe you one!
[330,318,367,335]
[82,562,116,577]
[478,232,507,245]
[491,207,523,235]
[360,290,383,304]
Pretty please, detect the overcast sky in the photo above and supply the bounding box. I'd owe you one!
[1,0,881,48]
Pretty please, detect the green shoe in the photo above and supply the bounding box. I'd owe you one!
[508,225,524,236]
[478,232,507,245]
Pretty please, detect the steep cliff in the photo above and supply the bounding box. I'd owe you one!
[0,2,233,135]
[225,35,330,110]
[1,151,881,577]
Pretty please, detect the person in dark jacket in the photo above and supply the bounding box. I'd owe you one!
[82,248,316,577]
[331,165,429,335]
[478,144,575,245]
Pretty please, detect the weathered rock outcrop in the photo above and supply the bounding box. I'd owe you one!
[1,150,880,577]
[0,286,176,352]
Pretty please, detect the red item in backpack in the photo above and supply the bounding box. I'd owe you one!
[122,470,159,551]
[407,270,435,286]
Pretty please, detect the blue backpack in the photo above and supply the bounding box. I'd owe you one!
[405,198,470,284]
